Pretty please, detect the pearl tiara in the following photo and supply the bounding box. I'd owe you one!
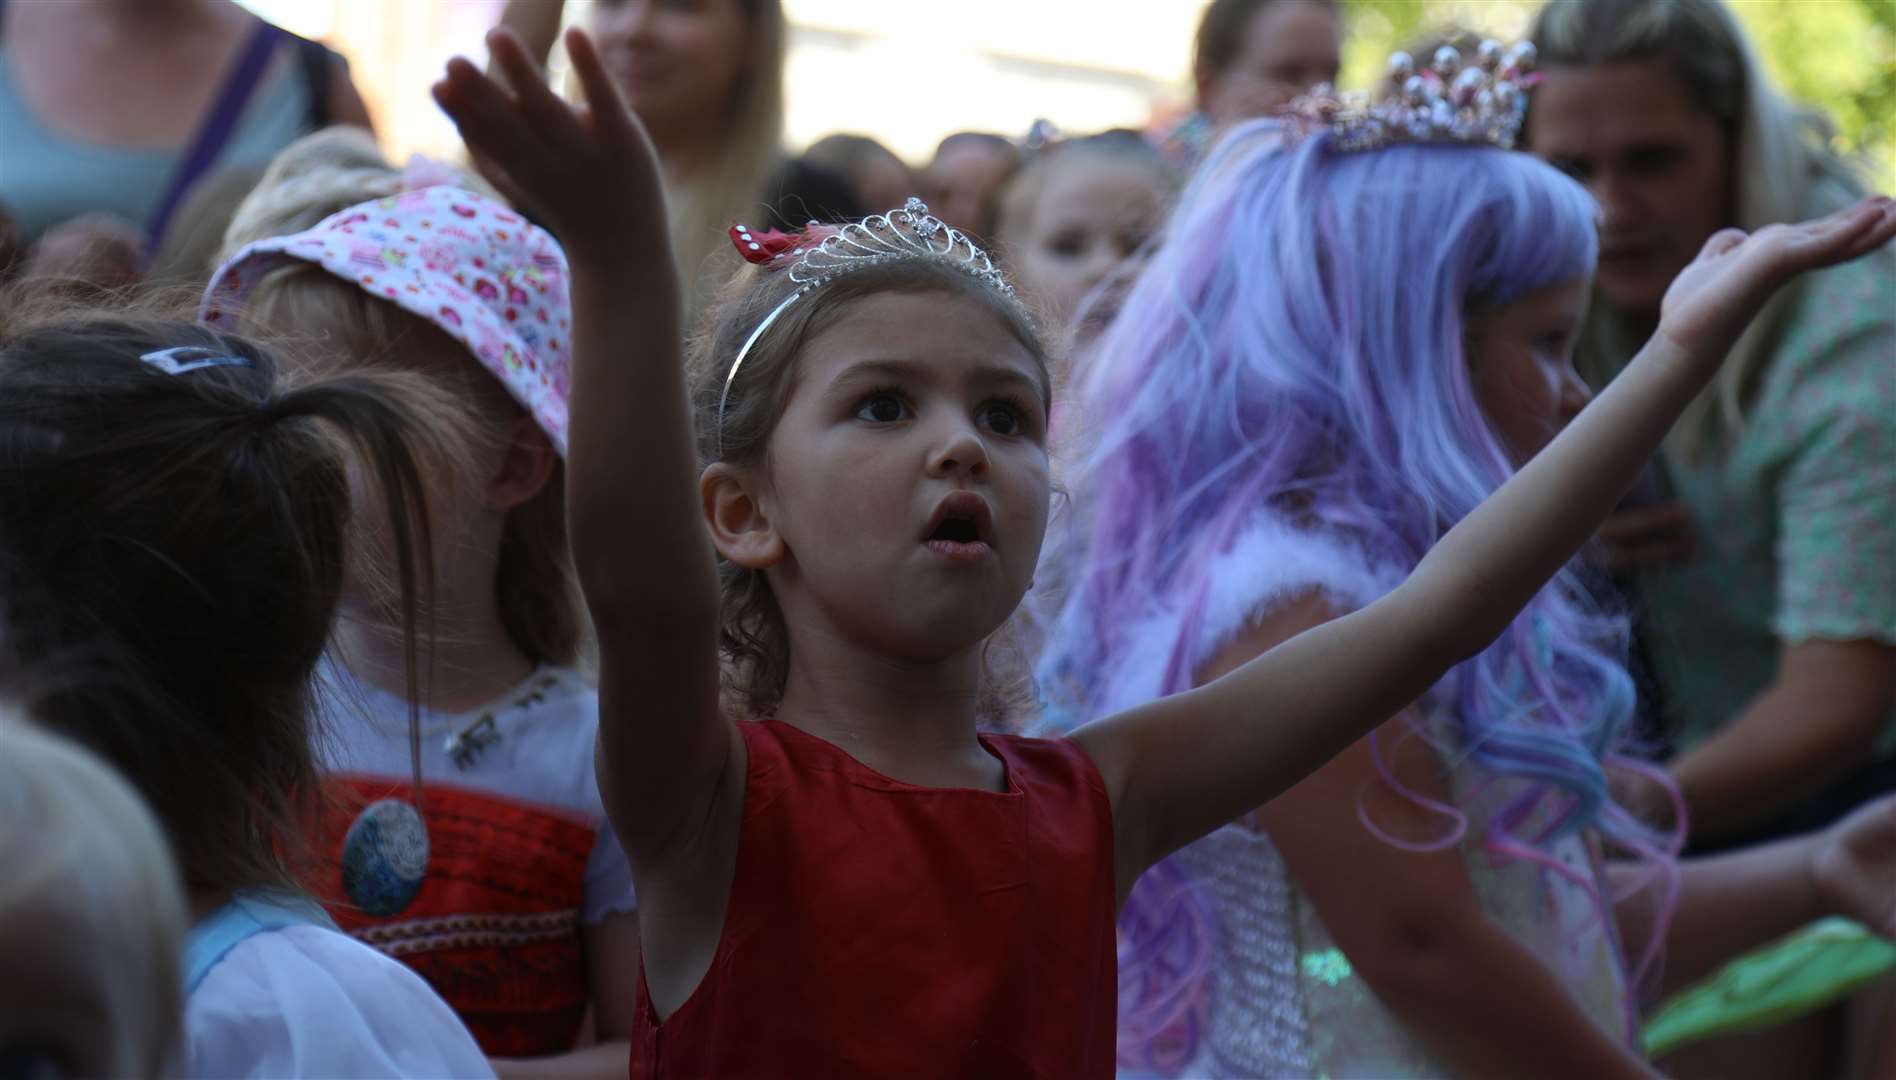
[716,197,1016,452]
[1286,40,1540,152]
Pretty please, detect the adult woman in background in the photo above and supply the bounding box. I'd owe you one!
[1529,0,1896,851]
[500,0,857,322]
[0,0,371,282]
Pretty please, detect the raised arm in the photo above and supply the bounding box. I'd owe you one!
[434,29,729,860]
[1078,198,1896,879]
[495,0,568,71]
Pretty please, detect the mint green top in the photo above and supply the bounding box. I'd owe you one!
[0,40,315,241]
[1606,247,1896,753]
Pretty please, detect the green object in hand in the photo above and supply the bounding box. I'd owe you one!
[1643,917,1896,1059]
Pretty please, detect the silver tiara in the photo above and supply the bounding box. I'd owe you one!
[1286,40,1539,152]
[739,197,1012,295]
[718,197,1016,451]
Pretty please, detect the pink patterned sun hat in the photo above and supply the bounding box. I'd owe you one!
[201,185,572,455]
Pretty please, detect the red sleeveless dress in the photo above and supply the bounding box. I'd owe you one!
[630,718,1118,1078]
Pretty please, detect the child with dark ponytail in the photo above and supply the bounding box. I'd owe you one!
[0,302,492,1078]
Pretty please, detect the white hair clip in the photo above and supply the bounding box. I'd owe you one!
[138,346,251,376]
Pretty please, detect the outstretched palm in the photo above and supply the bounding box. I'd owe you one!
[432,28,667,271]
[1658,197,1896,365]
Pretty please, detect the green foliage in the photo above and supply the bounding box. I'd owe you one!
[1338,0,1895,188]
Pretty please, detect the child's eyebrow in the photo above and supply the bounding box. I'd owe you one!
[828,358,1043,397]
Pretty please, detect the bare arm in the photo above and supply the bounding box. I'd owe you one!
[490,912,639,1079]
[496,0,568,70]
[433,30,729,862]
[1198,613,1656,1078]
[1674,640,1896,842]
[1272,733,1655,1078]
[1615,836,1822,1001]
[1075,200,1896,879]
[1616,791,1896,1003]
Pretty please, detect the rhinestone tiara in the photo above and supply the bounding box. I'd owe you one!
[1286,40,1540,152]
[731,197,1012,295]
[716,197,1017,452]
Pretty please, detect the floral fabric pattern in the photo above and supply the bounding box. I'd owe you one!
[201,185,573,455]
[1631,252,1896,751]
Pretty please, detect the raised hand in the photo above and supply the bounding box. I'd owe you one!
[1658,195,1896,365]
[432,27,666,271]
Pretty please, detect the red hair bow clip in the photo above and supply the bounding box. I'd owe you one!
[730,221,836,266]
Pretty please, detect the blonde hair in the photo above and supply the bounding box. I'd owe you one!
[146,164,270,289]
[1533,0,1880,460]
[0,715,188,1078]
[220,128,586,669]
[996,134,1180,262]
[666,0,787,325]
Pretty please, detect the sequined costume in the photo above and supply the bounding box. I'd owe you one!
[313,663,636,1057]
[1039,508,1633,1077]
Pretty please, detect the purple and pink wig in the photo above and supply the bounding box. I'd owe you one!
[1037,122,1682,1064]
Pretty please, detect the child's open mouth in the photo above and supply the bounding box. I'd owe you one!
[922,492,994,562]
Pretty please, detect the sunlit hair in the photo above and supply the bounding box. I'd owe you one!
[220,127,503,253]
[1532,0,1883,460]
[804,133,908,191]
[0,715,188,1078]
[222,128,585,669]
[659,0,788,323]
[1038,121,1682,1050]
[687,250,1050,722]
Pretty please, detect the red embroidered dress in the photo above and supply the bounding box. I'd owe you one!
[630,718,1118,1078]
[316,665,636,1057]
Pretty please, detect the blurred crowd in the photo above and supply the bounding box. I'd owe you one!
[0,1,1891,1078]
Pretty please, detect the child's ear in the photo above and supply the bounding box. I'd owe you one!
[488,414,558,511]
[701,462,784,569]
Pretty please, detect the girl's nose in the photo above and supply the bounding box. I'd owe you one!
[927,420,990,481]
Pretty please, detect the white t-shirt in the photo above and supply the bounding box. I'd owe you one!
[316,662,634,923]
[312,662,635,1056]
[185,898,493,1078]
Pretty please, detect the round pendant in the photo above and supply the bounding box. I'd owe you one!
[341,798,429,916]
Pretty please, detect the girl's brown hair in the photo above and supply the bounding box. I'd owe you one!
[660,0,788,324]
[687,253,1050,723]
[223,129,585,669]
[0,718,188,1077]
[0,298,460,896]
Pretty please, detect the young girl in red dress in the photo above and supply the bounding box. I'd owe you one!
[431,27,1896,1078]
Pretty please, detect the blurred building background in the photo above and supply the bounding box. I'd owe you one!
[238,0,1893,182]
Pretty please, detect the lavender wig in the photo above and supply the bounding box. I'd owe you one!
[1037,122,1681,1064]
